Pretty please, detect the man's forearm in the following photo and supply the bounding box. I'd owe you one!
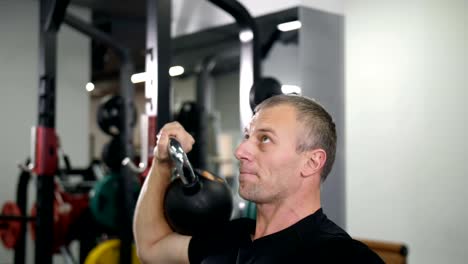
[133,159,173,254]
[134,123,194,263]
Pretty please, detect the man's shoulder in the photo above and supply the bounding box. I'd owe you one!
[293,212,384,263]
[302,238,385,264]
[295,211,351,242]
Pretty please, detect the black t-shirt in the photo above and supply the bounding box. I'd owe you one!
[189,209,384,264]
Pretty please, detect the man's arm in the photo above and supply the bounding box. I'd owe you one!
[133,122,194,264]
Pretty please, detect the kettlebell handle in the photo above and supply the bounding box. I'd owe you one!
[168,138,198,186]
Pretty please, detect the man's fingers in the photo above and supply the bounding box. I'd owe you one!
[155,122,196,161]
[156,130,170,160]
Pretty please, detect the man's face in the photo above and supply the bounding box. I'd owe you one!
[234,104,306,204]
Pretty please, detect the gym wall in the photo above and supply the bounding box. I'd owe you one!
[346,0,468,263]
[0,1,91,263]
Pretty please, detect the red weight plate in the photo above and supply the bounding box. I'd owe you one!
[0,201,22,249]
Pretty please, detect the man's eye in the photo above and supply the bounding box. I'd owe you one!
[261,135,270,143]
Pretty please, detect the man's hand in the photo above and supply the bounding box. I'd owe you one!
[154,121,195,164]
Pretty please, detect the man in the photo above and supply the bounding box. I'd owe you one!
[133,94,383,263]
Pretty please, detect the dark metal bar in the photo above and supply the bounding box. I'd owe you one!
[14,165,32,264]
[117,54,136,264]
[261,29,282,59]
[147,0,172,130]
[34,178,55,264]
[36,0,60,263]
[63,13,128,60]
[195,56,217,170]
[207,0,261,128]
[44,0,71,32]
[207,0,261,83]
[196,56,216,116]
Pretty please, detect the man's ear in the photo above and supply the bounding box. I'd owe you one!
[301,149,327,178]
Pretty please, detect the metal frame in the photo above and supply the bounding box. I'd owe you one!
[195,56,217,170]
[14,164,32,264]
[145,0,262,130]
[146,0,172,130]
[63,13,137,264]
[21,1,138,262]
[207,0,261,129]
[34,1,64,263]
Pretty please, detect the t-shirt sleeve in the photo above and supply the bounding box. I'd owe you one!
[188,234,216,264]
[188,218,255,264]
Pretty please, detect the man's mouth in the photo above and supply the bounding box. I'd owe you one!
[239,171,257,181]
[239,168,256,174]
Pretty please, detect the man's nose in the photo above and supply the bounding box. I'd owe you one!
[234,140,253,162]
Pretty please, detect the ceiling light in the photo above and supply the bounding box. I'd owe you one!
[277,20,302,32]
[239,30,254,43]
[85,82,95,92]
[169,66,184,77]
[131,72,147,84]
[281,85,302,95]
[132,66,185,83]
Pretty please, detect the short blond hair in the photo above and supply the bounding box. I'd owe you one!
[254,95,337,182]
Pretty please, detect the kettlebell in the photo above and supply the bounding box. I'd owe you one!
[164,138,233,236]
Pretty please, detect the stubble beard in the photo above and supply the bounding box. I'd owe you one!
[239,180,278,204]
[239,180,262,202]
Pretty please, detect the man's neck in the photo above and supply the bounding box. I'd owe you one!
[253,196,321,240]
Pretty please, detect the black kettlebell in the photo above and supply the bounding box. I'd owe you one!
[164,138,233,236]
